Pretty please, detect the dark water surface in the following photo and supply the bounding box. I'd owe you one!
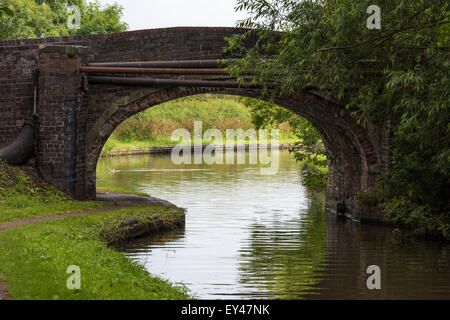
[97,151,450,299]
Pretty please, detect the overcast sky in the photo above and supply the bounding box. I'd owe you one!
[94,0,248,31]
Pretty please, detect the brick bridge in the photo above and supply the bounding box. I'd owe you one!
[0,27,390,220]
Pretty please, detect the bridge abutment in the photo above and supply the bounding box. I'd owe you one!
[36,45,89,200]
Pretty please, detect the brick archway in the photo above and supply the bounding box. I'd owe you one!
[85,85,381,215]
[0,27,390,220]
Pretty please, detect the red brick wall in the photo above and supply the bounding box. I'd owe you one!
[0,27,245,147]
[37,45,88,199]
[0,45,37,146]
[0,27,391,219]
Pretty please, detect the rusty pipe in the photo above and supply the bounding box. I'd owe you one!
[80,66,234,75]
[88,76,265,88]
[0,121,34,166]
[88,59,234,69]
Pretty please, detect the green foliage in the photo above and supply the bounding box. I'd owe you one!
[383,198,449,240]
[102,95,299,155]
[356,180,449,240]
[135,94,253,122]
[0,163,189,299]
[242,96,327,169]
[111,95,254,141]
[228,0,449,238]
[0,0,65,39]
[239,191,327,298]
[0,0,127,40]
[0,205,190,300]
[101,95,301,156]
[0,160,103,224]
[0,5,12,16]
[240,97,292,130]
[69,0,128,35]
[301,162,328,190]
[289,117,327,167]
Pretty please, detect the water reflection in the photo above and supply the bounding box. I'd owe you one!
[98,151,450,300]
[311,217,450,300]
[237,191,327,299]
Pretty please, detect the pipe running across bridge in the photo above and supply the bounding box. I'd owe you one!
[82,59,263,88]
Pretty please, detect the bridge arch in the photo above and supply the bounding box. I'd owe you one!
[0,27,389,220]
[86,85,380,214]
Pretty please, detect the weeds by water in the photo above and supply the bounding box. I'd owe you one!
[0,160,104,224]
[0,206,190,300]
[101,94,296,156]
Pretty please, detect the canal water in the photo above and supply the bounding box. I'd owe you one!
[97,150,450,300]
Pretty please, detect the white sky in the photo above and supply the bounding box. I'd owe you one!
[94,0,248,31]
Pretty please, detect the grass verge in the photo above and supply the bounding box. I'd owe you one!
[101,136,298,156]
[0,205,190,300]
[301,161,329,191]
[0,160,105,224]
[96,186,149,197]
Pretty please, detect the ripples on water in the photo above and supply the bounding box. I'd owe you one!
[97,151,450,300]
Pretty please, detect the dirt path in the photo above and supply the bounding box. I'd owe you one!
[0,191,173,300]
[0,192,171,233]
[0,280,10,300]
[0,205,128,233]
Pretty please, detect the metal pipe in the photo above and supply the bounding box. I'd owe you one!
[88,76,264,88]
[33,87,37,116]
[88,59,232,69]
[0,121,34,166]
[80,66,233,75]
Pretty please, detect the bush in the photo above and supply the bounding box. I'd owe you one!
[301,162,328,191]
[356,181,450,240]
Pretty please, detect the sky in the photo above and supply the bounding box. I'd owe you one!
[94,0,248,31]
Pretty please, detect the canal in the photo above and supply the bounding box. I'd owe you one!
[97,150,450,299]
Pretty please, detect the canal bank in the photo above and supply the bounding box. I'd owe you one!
[100,143,295,157]
[0,160,191,300]
[0,192,190,300]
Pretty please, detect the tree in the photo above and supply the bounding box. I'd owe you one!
[33,0,128,35]
[241,97,326,166]
[0,0,127,40]
[242,96,328,190]
[228,0,449,238]
[0,0,64,39]
[0,5,12,17]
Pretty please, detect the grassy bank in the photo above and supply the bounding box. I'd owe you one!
[101,136,299,156]
[0,161,191,300]
[0,160,104,224]
[101,94,297,156]
[300,158,329,191]
[0,205,189,300]
[97,186,149,197]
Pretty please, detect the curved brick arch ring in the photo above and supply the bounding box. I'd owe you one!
[85,85,381,216]
[0,27,389,221]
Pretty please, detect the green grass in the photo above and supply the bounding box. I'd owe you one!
[0,161,105,224]
[0,205,191,300]
[101,94,298,156]
[97,186,149,197]
[0,160,191,300]
[101,136,298,156]
[301,159,329,191]
[101,138,177,155]
[0,194,105,224]
[139,94,253,122]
